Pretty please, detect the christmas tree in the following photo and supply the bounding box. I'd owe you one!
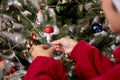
[0,0,120,79]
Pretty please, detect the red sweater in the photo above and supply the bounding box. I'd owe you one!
[24,40,120,80]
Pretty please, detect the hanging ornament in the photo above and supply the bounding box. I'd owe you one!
[10,66,20,74]
[10,69,26,80]
[4,72,11,80]
[44,25,54,33]
[92,16,99,23]
[51,25,60,36]
[4,65,20,80]
[24,32,37,57]
[43,25,54,44]
[91,23,103,33]
[55,3,67,16]
[36,8,44,25]
[4,59,15,72]
[48,8,56,18]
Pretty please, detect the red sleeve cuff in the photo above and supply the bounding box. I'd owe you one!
[70,40,88,61]
[24,56,67,80]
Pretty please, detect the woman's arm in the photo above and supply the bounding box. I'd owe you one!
[92,64,120,80]
[70,40,115,80]
[24,56,67,80]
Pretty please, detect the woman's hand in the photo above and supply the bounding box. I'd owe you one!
[31,45,55,60]
[51,37,78,54]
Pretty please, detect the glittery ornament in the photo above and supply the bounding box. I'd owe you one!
[91,23,103,33]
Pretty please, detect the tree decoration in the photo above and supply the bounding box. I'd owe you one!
[10,66,20,74]
[44,25,54,33]
[91,23,103,33]
[4,72,11,80]
[4,65,24,80]
[51,25,60,36]
[55,3,67,16]
[36,8,44,25]
[24,32,37,57]
[44,25,54,44]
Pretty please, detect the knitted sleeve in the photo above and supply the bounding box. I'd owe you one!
[92,64,120,80]
[24,56,67,80]
[70,40,115,80]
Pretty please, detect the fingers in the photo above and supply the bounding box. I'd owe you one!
[47,47,55,53]
[52,44,64,52]
[32,44,55,53]
[40,44,49,49]
[31,44,55,59]
[51,36,71,45]
[51,38,62,45]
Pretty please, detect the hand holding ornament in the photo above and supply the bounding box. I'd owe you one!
[31,45,55,60]
[51,36,78,54]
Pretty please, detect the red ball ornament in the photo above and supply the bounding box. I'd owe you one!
[113,46,120,62]
[44,26,54,33]
[5,72,11,76]
[10,66,19,74]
